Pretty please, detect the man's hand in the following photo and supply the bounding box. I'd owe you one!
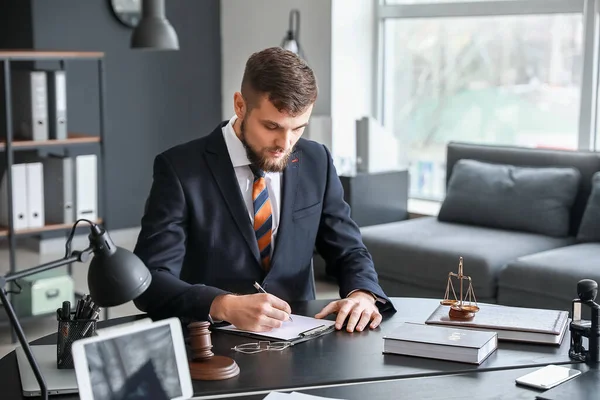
[314,291,382,332]
[209,293,292,332]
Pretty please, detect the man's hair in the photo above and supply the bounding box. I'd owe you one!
[241,47,318,116]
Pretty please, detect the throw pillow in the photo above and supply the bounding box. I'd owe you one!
[438,159,580,237]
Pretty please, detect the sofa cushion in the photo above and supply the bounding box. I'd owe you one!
[577,172,600,242]
[497,243,600,312]
[438,159,580,237]
[360,217,575,299]
[446,142,600,236]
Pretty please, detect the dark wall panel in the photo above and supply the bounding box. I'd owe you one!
[28,0,222,229]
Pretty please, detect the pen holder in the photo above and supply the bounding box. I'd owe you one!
[56,318,97,369]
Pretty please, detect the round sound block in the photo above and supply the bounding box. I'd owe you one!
[189,355,240,380]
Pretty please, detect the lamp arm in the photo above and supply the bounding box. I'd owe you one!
[4,251,91,283]
[289,9,300,41]
[0,287,48,399]
[0,248,93,400]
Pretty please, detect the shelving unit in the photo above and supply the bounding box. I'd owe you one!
[0,50,107,340]
[0,132,101,150]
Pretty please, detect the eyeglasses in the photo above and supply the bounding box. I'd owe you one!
[231,341,292,354]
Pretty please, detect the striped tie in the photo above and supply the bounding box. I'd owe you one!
[249,165,272,271]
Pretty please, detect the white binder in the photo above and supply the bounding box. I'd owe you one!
[12,71,49,141]
[47,70,67,140]
[42,156,74,224]
[0,164,29,230]
[75,155,97,221]
[25,162,45,228]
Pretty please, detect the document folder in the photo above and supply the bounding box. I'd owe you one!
[42,156,74,224]
[47,70,67,140]
[25,162,45,229]
[75,154,97,221]
[215,314,336,345]
[0,164,29,230]
[11,70,49,141]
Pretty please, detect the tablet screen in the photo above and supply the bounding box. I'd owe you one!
[81,324,183,400]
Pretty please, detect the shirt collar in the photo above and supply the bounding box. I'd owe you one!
[222,115,251,168]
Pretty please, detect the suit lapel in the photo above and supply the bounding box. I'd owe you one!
[270,150,301,270]
[204,129,261,265]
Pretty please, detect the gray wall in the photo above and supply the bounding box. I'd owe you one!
[20,0,222,230]
[220,0,332,119]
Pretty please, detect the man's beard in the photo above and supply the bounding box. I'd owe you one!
[240,118,292,173]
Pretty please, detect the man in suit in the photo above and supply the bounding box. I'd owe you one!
[133,47,394,334]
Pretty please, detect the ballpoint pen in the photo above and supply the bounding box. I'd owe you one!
[253,281,293,322]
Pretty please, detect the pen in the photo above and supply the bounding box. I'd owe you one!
[253,281,293,322]
[82,309,100,336]
[61,301,71,321]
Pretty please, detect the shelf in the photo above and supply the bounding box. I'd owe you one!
[0,133,100,151]
[0,219,103,237]
[0,50,104,60]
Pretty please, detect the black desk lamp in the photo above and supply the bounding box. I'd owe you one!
[131,0,179,51]
[0,219,152,400]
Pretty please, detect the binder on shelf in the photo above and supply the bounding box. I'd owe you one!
[46,70,67,140]
[75,154,98,221]
[11,70,49,141]
[0,164,29,230]
[42,156,74,225]
[25,162,44,229]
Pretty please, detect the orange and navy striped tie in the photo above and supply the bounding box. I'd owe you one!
[250,165,272,271]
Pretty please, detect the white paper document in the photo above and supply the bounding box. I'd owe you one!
[263,391,345,399]
[216,314,335,341]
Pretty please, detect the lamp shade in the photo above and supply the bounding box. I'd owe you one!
[131,0,179,50]
[87,225,152,307]
[282,33,299,55]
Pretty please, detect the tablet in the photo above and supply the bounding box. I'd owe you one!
[72,317,193,400]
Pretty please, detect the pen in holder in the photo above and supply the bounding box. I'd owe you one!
[56,315,97,369]
[56,296,100,369]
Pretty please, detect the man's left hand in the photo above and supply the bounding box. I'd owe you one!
[314,291,382,332]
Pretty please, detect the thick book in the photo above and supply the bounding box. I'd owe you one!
[425,303,569,345]
[383,322,497,365]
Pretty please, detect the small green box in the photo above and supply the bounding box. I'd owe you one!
[13,269,74,317]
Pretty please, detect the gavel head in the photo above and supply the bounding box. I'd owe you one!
[577,279,598,303]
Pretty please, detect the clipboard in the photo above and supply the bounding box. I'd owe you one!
[214,314,336,345]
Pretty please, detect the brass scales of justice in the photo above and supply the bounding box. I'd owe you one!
[441,257,480,320]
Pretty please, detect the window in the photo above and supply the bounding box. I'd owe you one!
[378,0,594,201]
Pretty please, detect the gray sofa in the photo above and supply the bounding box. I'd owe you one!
[356,142,600,313]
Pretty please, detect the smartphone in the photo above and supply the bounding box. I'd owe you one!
[515,365,582,390]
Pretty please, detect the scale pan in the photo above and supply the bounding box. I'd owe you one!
[440,300,457,306]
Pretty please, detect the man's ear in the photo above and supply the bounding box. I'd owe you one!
[233,92,246,120]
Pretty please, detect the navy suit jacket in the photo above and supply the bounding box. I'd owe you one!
[133,122,393,321]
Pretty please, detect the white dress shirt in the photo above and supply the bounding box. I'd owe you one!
[222,116,281,258]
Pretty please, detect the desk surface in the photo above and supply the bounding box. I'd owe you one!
[225,364,594,400]
[0,297,580,399]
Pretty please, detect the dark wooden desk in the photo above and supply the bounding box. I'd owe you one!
[0,297,581,399]
[226,364,593,400]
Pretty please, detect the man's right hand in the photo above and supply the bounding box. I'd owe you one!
[209,293,292,332]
